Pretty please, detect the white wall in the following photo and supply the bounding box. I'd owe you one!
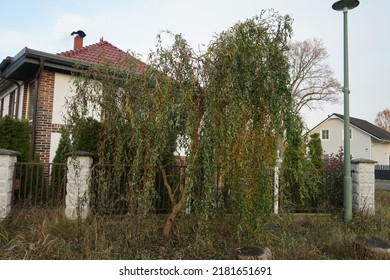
[50,73,101,162]
[49,73,75,163]
[309,116,373,161]
[350,125,371,160]
[49,132,61,163]
[372,141,390,165]
[52,72,101,125]
[310,117,344,155]
[52,73,75,125]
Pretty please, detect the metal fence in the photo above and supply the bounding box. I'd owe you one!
[375,165,390,180]
[89,164,185,214]
[11,161,343,214]
[12,162,67,208]
[89,163,132,214]
[278,168,343,213]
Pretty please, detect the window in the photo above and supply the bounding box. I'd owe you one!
[1,89,16,118]
[8,90,15,117]
[321,129,329,140]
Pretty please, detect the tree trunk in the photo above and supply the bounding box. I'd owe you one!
[159,161,187,236]
[163,191,186,236]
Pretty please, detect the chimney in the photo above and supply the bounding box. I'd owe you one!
[71,30,86,50]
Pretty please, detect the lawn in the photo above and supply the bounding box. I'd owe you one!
[1,190,389,260]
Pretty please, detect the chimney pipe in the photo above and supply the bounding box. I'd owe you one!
[71,30,86,50]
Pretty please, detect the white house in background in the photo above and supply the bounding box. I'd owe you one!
[308,113,390,165]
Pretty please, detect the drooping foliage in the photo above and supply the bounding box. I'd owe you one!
[282,113,311,210]
[198,11,294,240]
[67,47,182,223]
[66,10,298,241]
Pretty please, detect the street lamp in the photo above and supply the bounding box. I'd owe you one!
[332,0,359,224]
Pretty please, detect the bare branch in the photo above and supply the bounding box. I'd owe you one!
[288,38,342,114]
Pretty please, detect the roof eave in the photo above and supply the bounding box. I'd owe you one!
[1,47,93,80]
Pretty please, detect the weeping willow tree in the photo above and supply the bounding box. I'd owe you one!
[66,10,297,240]
[199,11,294,241]
[66,52,181,222]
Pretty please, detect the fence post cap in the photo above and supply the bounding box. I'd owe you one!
[65,151,94,158]
[351,158,377,164]
[0,149,20,156]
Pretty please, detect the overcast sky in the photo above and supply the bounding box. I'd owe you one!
[1,0,388,129]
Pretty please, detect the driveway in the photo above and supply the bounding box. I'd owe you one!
[375,180,390,191]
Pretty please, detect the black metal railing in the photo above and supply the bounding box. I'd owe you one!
[375,165,390,180]
[12,162,67,208]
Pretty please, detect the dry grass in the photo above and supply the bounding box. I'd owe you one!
[1,190,390,260]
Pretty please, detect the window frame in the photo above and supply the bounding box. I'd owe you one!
[321,129,330,140]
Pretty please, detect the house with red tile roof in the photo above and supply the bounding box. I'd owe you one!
[0,31,148,163]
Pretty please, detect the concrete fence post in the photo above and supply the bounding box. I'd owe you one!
[351,158,376,215]
[0,149,20,220]
[65,151,93,220]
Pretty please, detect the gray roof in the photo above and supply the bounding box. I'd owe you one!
[333,113,390,141]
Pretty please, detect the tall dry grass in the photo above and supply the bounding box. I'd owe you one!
[1,190,389,260]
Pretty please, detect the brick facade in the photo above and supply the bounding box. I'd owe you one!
[34,70,55,164]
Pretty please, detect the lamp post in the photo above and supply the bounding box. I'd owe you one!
[332,0,359,224]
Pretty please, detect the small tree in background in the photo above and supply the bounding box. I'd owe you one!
[307,133,324,171]
[283,125,325,212]
[375,109,390,132]
[53,118,101,163]
[72,117,100,162]
[306,133,325,209]
[53,128,72,164]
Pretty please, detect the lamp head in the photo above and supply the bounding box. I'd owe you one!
[332,0,360,11]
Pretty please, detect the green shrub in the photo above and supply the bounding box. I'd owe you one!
[0,116,30,161]
[53,118,100,163]
[72,117,100,161]
[53,128,72,164]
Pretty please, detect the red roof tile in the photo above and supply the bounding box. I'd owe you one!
[57,38,148,73]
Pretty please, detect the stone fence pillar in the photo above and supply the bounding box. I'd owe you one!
[0,149,19,220]
[65,151,93,220]
[351,158,376,215]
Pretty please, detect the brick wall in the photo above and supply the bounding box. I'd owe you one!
[34,70,55,164]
